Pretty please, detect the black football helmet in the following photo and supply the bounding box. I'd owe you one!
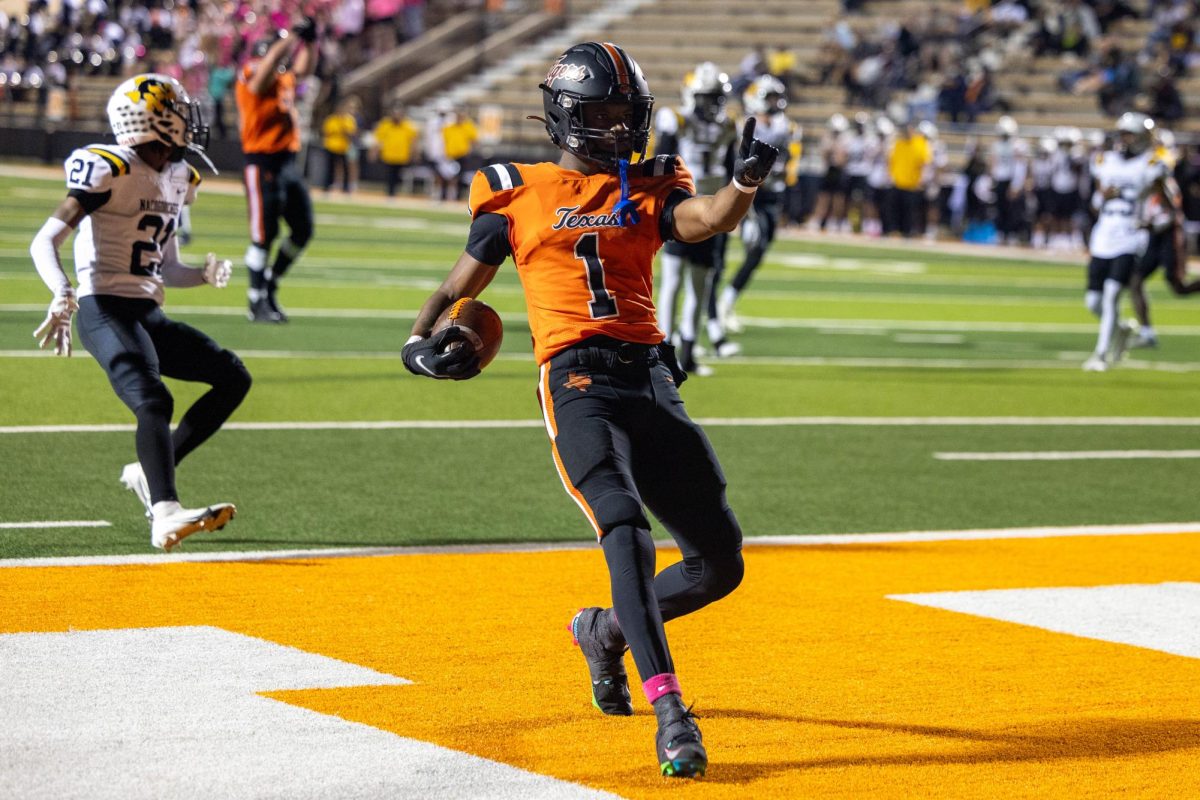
[539,42,654,169]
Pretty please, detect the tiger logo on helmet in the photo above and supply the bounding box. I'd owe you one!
[106,74,210,155]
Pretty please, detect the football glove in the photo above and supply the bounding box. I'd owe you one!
[203,253,232,289]
[292,16,318,43]
[402,328,481,380]
[33,290,79,357]
[732,118,779,189]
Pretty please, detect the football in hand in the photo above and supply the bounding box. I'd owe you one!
[432,297,504,369]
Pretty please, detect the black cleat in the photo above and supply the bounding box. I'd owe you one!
[654,694,707,778]
[569,607,633,716]
[247,297,284,323]
[265,285,289,323]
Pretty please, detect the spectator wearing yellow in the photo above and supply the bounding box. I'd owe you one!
[887,121,931,237]
[371,102,420,197]
[322,96,361,194]
[433,107,478,201]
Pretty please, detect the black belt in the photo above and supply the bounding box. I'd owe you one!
[553,336,662,368]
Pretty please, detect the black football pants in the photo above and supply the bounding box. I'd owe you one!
[77,295,251,504]
[537,337,744,683]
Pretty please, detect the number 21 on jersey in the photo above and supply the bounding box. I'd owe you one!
[130,214,176,277]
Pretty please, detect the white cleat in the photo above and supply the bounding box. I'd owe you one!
[1130,331,1159,349]
[119,462,153,519]
[713,340,742,358]
[1082,354,1110,372]
[151,502,236,551]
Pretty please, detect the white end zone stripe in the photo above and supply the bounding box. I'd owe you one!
[4,523,1198,568]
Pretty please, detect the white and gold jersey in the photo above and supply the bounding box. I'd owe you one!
[653,107,736,194]
[1088,149,1168,258]
[64,144,200,305]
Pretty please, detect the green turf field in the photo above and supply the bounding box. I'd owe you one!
[2,169,1198,558]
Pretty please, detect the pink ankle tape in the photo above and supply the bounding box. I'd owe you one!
[643,673,682,704]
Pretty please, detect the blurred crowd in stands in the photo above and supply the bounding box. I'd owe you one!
[0,0,436,130]
[3,0,1200,248]
[789,110,1200,256]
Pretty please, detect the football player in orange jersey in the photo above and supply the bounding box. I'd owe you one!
[236,18,318,323]
[401,42,778,778]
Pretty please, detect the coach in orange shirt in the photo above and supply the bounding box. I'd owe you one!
[236,17,318,323]
[401,42,777,779]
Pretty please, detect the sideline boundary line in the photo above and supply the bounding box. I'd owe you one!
[4,417,1200,434]
[2,523,1197,568]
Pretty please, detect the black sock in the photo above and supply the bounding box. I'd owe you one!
[135,398,177,504]
[601,524,674,681]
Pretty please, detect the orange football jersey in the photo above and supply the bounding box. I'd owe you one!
[235,64,300,155]
[469,156,695,364]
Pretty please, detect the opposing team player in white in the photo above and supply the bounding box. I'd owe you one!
[29,74,250,548]
[1082,112,1178,371]
[717,75,800,333]
[654,62,741,374]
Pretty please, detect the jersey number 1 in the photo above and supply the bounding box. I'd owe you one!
[574,233,617,319]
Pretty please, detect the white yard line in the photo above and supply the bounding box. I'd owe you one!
[6,303,1200,336]
[2,523,1197,568]
[4,417,1200,435]
[0,520,110,529]
[935,450,1200,461]
[4,348,1199,372]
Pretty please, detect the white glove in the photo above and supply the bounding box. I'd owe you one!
[33,291,79,357]
[203,252,232,289]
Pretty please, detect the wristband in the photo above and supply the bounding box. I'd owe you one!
[732,179,758,194]
[405,334,424,346]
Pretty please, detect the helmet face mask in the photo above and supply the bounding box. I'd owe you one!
[539,42,654,169]
[107,74,210,156]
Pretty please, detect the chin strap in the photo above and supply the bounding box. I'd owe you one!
[188,143,219,175]
[613,158,640,227]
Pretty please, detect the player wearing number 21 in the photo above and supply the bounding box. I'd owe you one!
[29,74,250,550]
[402,42,778,778]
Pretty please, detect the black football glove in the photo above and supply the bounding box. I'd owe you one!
[402,327,481,380]
[732,117,779,188]
[292,16,318,43]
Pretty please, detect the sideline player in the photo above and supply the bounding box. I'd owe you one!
[653,62,741,375]
[1083,113,1175,371]
[1127,127,1197,349]
[400,42,777,778]
[717,75,798,333]
[29,74,249,548]
[236,18,318,322]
